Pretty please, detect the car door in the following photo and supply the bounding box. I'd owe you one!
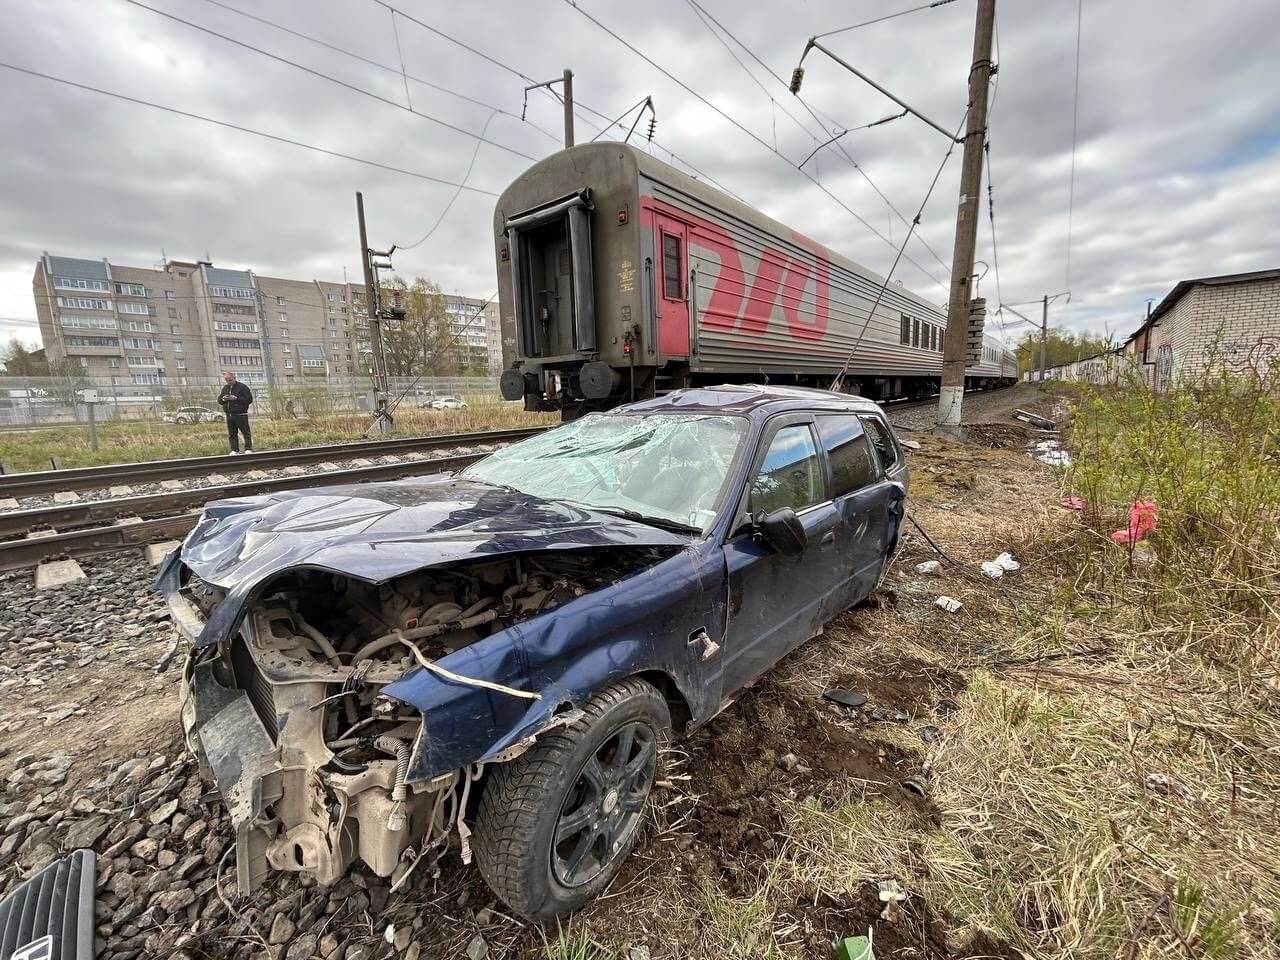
[719,415,842,693]
[815,414,905,612]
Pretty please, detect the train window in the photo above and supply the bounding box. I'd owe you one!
[750,424,824,515]
[859,415,900,472]
[933,325,940,352]
[899,315,910,345]
[662,233,682,299]
[912,318,920,348]
[816,415,879,498]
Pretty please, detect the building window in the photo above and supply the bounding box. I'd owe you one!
[281,344,291,353]
[60,315,117,331]
[109,358,120,368]
[167,308,177,320]
[118,302,150,316]
[131,373,161,385]
[214,321,257,333]
[208,285,255,300]
[65,335,120,347]
[276,296,285,306]
[279,327,289,338]
[216,337,260,350]
[125,320,154,332]
[176,360,187,370]
[114,282,146,296]
[54,277,109,292]
[173,342,184,353]
[126,354,158,367]
[214,302,255,316]
[327,293,335,302]
[284,360,293,369]
[277,312,287,322]
[219,354,262,367]
[124,337,156,350]
[165,290,175,300]
[58,296,112,310]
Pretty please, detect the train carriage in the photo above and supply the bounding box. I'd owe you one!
[494,142,1015,415]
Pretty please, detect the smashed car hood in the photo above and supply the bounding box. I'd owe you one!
[160,474,689,648]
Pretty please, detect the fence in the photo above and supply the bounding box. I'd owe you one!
[0,375,504,427]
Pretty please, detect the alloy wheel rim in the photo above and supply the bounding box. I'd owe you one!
[550,720,657,888]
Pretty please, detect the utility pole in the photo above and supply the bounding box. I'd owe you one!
[936,0,996,433]
[356,191,391,434]
[1039,293,1048,382]
[562,69,575,147]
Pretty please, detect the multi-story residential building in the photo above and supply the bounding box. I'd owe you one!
[32,253,499,385]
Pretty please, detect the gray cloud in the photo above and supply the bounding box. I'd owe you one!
[1,0,1277,350]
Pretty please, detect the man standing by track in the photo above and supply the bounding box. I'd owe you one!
[217,371,254,454]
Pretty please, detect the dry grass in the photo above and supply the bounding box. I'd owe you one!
[0,402,554,471]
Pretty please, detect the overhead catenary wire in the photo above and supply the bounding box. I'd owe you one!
[193,0,562,144]
[0,61,500,196]
[395,110,499,251]
[814,0,960,41]
[830,113,967,390]
[121,0,540,162]
[560,0,948,293]
[681,0,950,274]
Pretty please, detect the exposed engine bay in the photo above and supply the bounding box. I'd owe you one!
[178,547,673,894]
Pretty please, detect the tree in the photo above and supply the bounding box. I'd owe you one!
[378,276,453,378]
[1013,327,1112,376]
[1,339,49,377]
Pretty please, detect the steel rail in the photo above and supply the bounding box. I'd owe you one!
[0,448,493,571]
[0,427,545,499]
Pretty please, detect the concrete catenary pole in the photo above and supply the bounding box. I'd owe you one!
[1039,293,1048,382]
[562,69,575,147]
[936,0,996,431]
[356,191,390,434]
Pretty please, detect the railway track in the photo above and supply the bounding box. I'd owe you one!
[0,427,544,499]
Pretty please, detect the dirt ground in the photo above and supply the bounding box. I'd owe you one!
[0,385,1073,959]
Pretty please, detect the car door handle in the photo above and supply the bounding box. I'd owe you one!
[819,531,836,546]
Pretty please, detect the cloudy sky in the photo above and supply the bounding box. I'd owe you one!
[2,0,1278,349]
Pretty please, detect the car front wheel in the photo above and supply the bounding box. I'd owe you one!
[473,678,669,921]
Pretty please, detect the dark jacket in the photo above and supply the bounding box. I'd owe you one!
[218,381,254,416]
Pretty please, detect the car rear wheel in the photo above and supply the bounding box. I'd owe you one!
[473,678,669,921]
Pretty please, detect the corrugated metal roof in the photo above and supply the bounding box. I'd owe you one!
[204,265,254,288]
[296,344,326,360]
[45,255,108,281]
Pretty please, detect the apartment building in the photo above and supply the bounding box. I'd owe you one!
[32,253,502,385]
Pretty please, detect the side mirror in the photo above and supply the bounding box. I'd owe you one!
[756,507,807,556]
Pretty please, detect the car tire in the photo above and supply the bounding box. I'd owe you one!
[473,678,670,921]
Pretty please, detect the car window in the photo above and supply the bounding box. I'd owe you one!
[816,415,880,498]
[749,424,823,516]
[858,415,899,472]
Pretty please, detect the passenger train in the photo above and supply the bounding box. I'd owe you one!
[493,142,1016,416]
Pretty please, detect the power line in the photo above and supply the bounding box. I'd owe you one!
[395,110,498,251]
[681,0,950,275]
[1064,0,1084,291]
[121,0,539,162]
[814,0,960,41]
[193,0,562,145]
[0,61,499,196]
[560,0,947,292]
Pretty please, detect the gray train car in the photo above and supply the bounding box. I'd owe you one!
[494,142,1015,415]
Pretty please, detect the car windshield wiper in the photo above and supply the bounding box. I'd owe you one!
[561,501,702,536]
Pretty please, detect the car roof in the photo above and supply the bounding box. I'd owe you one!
[613,384,888,418]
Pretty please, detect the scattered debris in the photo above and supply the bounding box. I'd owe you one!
[822,689,869,711]
[992,552,1021,572]
[1111,500,1158,544]
[914,560,942,576]
[1059,495,1085,511]
[1144,772,1194,801]
[980,561,1005,579]
[837,933,875,960]
[778,752,801,772]
[1030,439,1072,467]
[900,776,929,801]
[934,596,963,613]
[899,438,922,451]
[877,879,909,920]
[1013,409,1057,430]
[919,725,941,745]
[34,559,86,590]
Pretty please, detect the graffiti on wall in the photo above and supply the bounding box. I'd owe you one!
[1223,336,1279,385]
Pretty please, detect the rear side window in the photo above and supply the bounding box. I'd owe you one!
[816,415,879,497]
[859,415,900,471]
[750,424,823,515]
[662,234,682,299]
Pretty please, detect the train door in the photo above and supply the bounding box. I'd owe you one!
[655,215,690,357]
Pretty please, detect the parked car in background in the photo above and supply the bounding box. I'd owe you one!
[159,385,908,920]
[164,405,222,424]
[418,395,468,410]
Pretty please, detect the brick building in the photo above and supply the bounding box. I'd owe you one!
[32,253,502,387]
[1036,269,1279,388]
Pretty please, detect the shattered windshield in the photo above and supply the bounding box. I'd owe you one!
[461,413,748,533]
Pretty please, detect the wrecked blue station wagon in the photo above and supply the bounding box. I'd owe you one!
[158,385,908,919]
